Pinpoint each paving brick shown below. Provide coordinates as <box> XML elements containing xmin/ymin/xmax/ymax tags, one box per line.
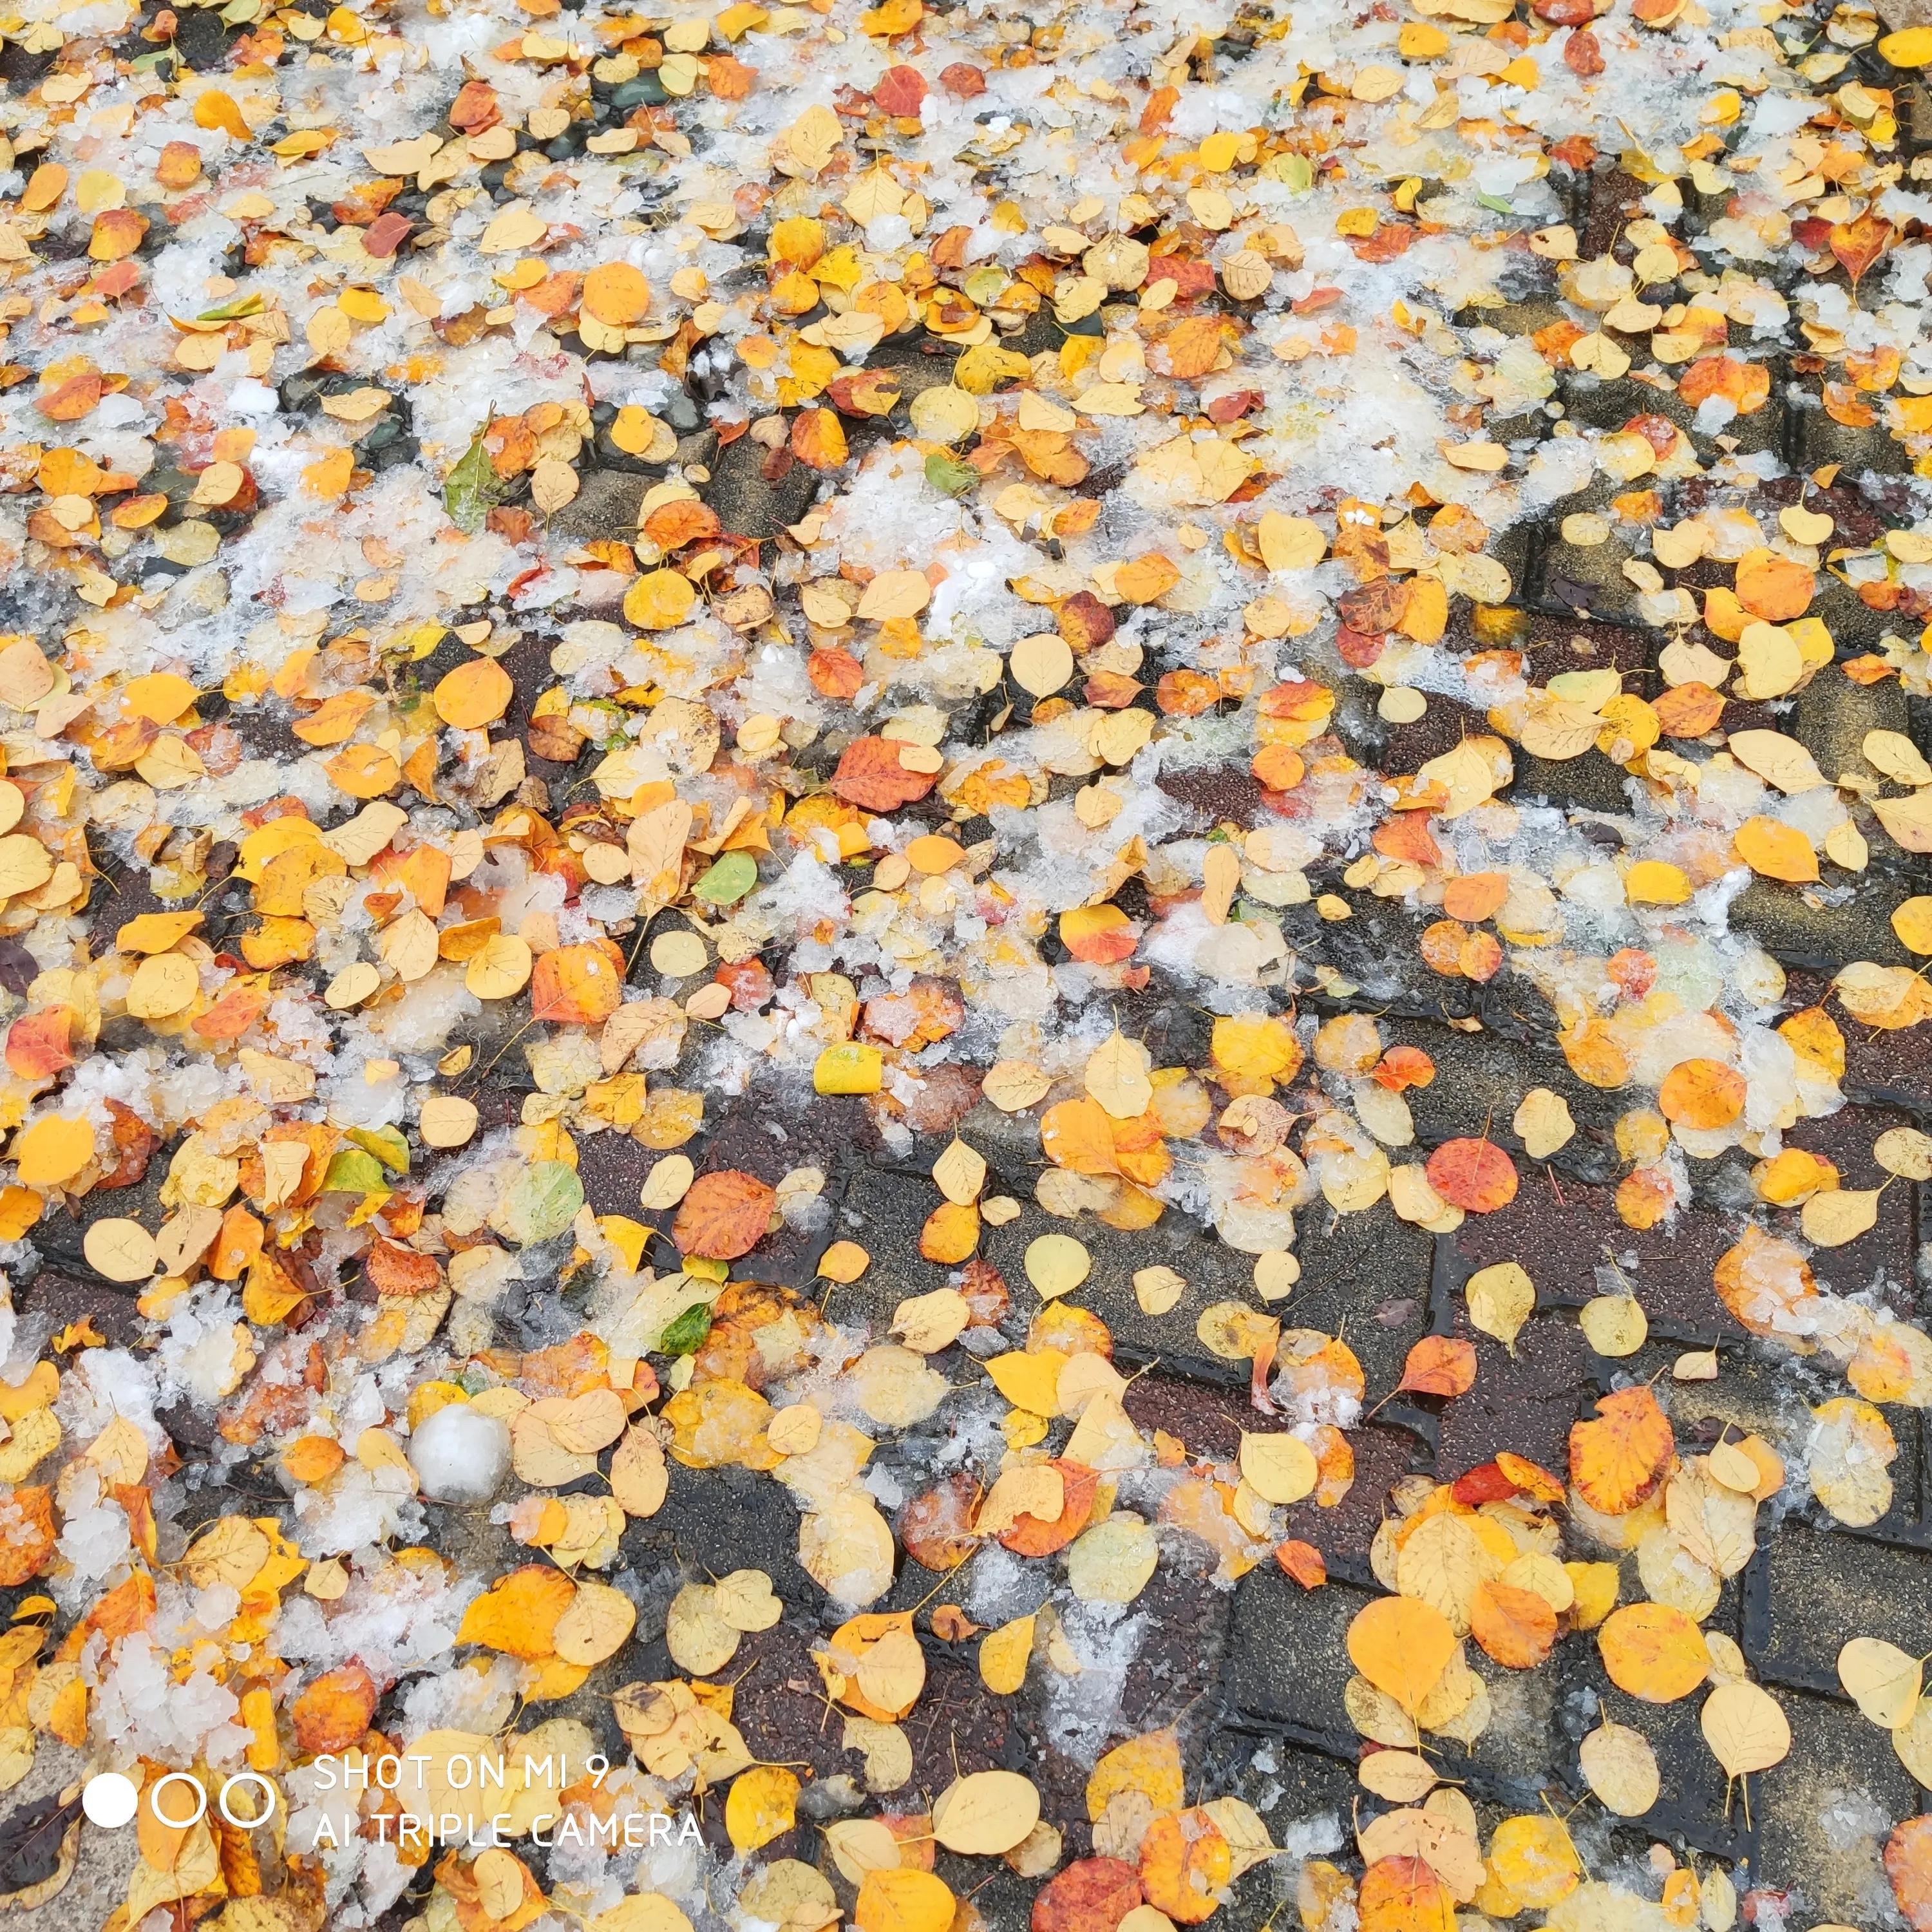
<box><xmin>1428</xmin><ymin>1308</ymin><xmax>1595</xmax><ymax>1479</ymax></box>
<box><xmin>1775</xmin><ymin>1105</ymin><xmax>1921</xmax><ymax>1318</ymax></box>
<box><xmin>1743</xmin><ymin>1522</ymin><xmax>1932</xmax><ymax>1695</ymax></box>
<box><xmin>1273</xmin><ymin>1425</ymin><xmax>1425</xmax><ymax>1577</ymax></box>
<box><xmin>1448</xmin><ymin>1185</ymin><xmax>1749</xmax><ymax>1343</ymax></box>
<box><xmin>1226</xmin><ymin>1567</ymin><xmax>1366</xmax><ymax>1747</ymax></box>
<box><xmin>1731</xmin><ymin>878</ymin><xmax>1919</xmax><ymax>980</ymax></box>
<box><xmin>1399</xmin><ymin>1021</ymin><xmax>1625</xmax><ymax>1186</ymax></box>
<box><xmin>1788</xmin><ymin>966</ymin><xmax>1932</xmax><ymax>1115</ymax></box>
<box><xmin>1795</xmin><ymin>651</ymin><xmax>1916</xmax><ymax>781</ymax></box>
<box><xmin>1791</xmin><ymin>386</ymin><xmax>1914</xmax><ymax>477</ymax></box>
<box><xmin>1578</xmin><ymin>1674</ymin><xmax>1751</xmax><ymax>1861</ymax></box>
<box><xmin>1754</xmin><ymin>1689</ymin><xmax>1920</xmax><ymax>1925</ymax></box>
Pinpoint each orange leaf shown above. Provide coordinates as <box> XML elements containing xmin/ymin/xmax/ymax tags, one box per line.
<box><xmin>1677</xmin><ymin>355</ymin><xmax>1770</xmax><ymax>414</ymax></box>
<box><xmin>456</xmin><ymin>1565</ymin><xmax>577</xmax><ymax>1658</ymax></box>
<box><xmin>1059</xmin><ymin>904</ymin><xmax>1139</xmax><ymax>965</ymax></box>
<box><xmin>1372</xmin><ymin>1046</ymin><xmax>1435</xmax><ymax>1092</ymax></box>
<box><xmin>194</xmin><ymin>90</ymin><xmax>252</xmax><ymax>141</ymax></box>
<box><xmin>89</xmin><ymin>210</ymin><xmax>148</xmax><ymax>263</ymax></box>
<box><xmin>1653</xmin><ymin>681</ymin><xmax>1725</xmax><ymax>737</ymax></box>
<box><xmin>1358</xmin><ymin>1855</ymin><xmax>1456</xmax><ymax>1932</ymax></box>
<box><xmin>1346</xmin><ymin>1596</ymin><xmax>1456</xmax><ymax>1714</ymax></box>
<box><xmin>642</xmin><ymin>498</ymin><xmax>723</xmax><ymax>550</ymax></box>
<box><xmin>366</xmin><ymin>1240</ymin><xmax>443</xmax><ymax>1296</ymax></box>
<box><xmin>433</xmin><ymin>659</ymin><xmax>514</xmax><ymax>730</ymax></box>
<box><xmin>1468</xmin><ymin>1578</ymin><xmax>1557</xmax><ymax>1669</ymax></box>
<box><xmin>582</xmin><ymin>261</ymin><xmax>652</xmax><ymax>327</ymax></box>
<box><xmin>1396</xmin><ymin>1336</ymin><xmax>1476</xmax><ymax>1399</ymax></box>
<box><xmin>1138</xmin><ymin>1808</ymin><xmax>1233</xmax><ymax>1925</ymax></box>
<box><xmin>1251</xmin><ymin>744</ymin><xmax>1305</xmax><ymax>791</ymax></box>
<box><xmin>1656</xmin><ymin>1057</ymin><xmax>1745</xmax><ymax>1129</ymax></box>
<box><xmin>5</xmin><ymin>1010</ymin><xmax>71</xmax><ymax>1080</ymax></box>
<box><xmin>998</xmin><ymin>1459</ymin><xmax>1098</xmax><ymax>1558</ymax></box>
<box><xmin>791</xmin><ymin>407</ymin><xmax>849</xmax><ymax>470</ymax></box>
<box><xmin>530</xmin><ymin>943</ymin><xmax>623</xmax><ymax>1026</ymax></box>
<box><xmin>1423</xmin><ymin>1138</ymin><xmax>1517</xmax><ymax>1213</ymax></box>
<box><xmin>193</xmin><ymin>983</ymin><xmax>266</xmax><ymax>1042</ymax></box>
<box><xmin>1831</xmin><ymin>211</ymin><xmax>1894</xmax><ymax>285</ymax></box>
<box><xmin>1441</xmin><ymin>872</ymin><xmax>1508</xmax><ymax>922</ymax></box>
<box><xmin>1569</xmin><ymin>1385</ymin><xmax>1674</xmax><ymax>1515</ymax></box>
<box><xmin>1275</xmin><ymin>1539</ymin><xmax>1327</xmax><ymax>1589</ymax></box>
<box><xmin>1040</xmin><ymin>1098</ymin><xmax>1123</xmax><ymax>1178</ymax></box>
<box><xmin>1596</xmin><ymin>1601</ymin><xmax>1709</xmax><ymax>1702</ymax></box>
<box><xmin>1734</xmin><ymin>548</ymin><xmax>1815</xmax><ymax>622</ymax></box>
<box><xmin>672</xmin><ymin>1169</ymin><xmax>777</xmax><ymax>1260</ymax></box>
<box><xmin>1888</xmin><ymin>1816</ymin><xmax>1932</xmax><ymax>1932</ymax></box>
<box><xmin>1494</xmin><ymin>1451</ymin><xmax>1566</xmax><ymax>1503</ymax></box>
<box><xmin>1157</xmin><ymin>315</ymin><xmax>1231</xmax><ymax>381</ymax></box>
<box><xmin>0</xmin><ymin>1487</ymin><xmax>53</xmax><ymax>1586</ymax></box>
<box><xmin>291</xmin><ymin>1662</ymin><xmax>377</xmax><ymax>1754</ymax></box>
<box><xmin>919</xmin><ymin>1200</ymin><xmax>981</xmax><ymax>1264</ymax></box>
<box><xmin>808</xmin><ymin>646</ymin><xmax>864</xmax><ymax>699</ymax></box>
<box><xmin>1714</xmin><ymin>1225</ymin><xmax>1823</xmax><ymax>1340</ymax></box>
<box><xmin>1732</xmin><ymin>815</ymin><xmax>1817</xmax><ymax>883</ymax></box>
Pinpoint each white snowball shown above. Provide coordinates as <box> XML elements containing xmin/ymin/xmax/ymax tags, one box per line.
<box><xmin>410</xmin><ymin>1403</ymin><xmax>511</xmax><ymax>1504</ymax></box>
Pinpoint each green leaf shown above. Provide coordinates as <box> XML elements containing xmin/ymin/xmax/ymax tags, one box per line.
<box><xmin>925</xmin><ymin>451</ymin><xmax>977</xmax><ymax>498</ymax></box>
<box><xmin>692</xmin><ymin>850</ymin><xmax>758</xmax><ymax>906</ymax></box>
<box><xmin>658</xmin><ymin>1302</ymin><xmax>713</xmax><ymax>1357</ymax></box>
<box><xmin>443</xmin><ymin>426</ymin><xmax>506</xmax><ymax>535</ymax></box>
<box><xmin>194</xmin><ymin>292</ymin><xmax>264</xmax><ymax>324</ymax></box>
<box><xmin>321</xmin><ymin>1149</ymin><xmax>388</xmax><ymax>1194</ymax></box>
<box><xmin>490</xmin><ymin>1161</ymin><xmax>585</xmax><ymax>1246</ymax></box>
<box><xmin>348</xmin><ymin>1124</ymin><xmax>411</xmax><ymax>1175</ymax></box>
<box><xmin>1477</xmin><ymin>193</ymin><xmax>1514</xmax><ymax>215</ymax></box>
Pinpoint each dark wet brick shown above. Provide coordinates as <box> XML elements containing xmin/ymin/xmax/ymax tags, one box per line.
<box><xmin>1226</xmin><ymin>1567</ymin><xmax>1365</xmax><ymax>1745</ymax></box>
<box><xmin>1794</xmin><ymin>656</ymin><xmax>1914</xmax><ymax>781</ymax></box>
<box><xmin>1449</xmin><ymin>1184</ymin><xmax>1748</xmax><ymax>1343</ymax></box>
<box><xmin>1745</xmin><ymin>1523</ymin><xmax>1932</xmax><ymax>1696</ymax></box>
<box><xmin>1754</xmin><ymin>1690</ymin><xmax>1919</xmax><ymax>1920</ymax></box>
<box><xmin>1728</xmin><ymin>878</ymin><xmax>1917</xmax><ymax>976</ymax></box>
<box><xmin>1792</xmin><ymin>389</ymin><xmax>1913</xmax><ymax>477</ymax></box>
<box><xmin>623</xmin><ymin>1458</ymin><xmax>824</xmax><ymax>1610</ymax></box>
<box><xmin>1430</xmin><ymin>1310</ymin><xmax>1595</xmax><ymax>1479</ymax></box>
<box><xmin>1276</xmin><ymin>1425</ymin><xmax>1423</xmax><ymax>1578</ymax></box>
<box><xmin>1776</xmin><ymin>1105</ymin><xmax>1920</xmax><ymax>1315</ymax></box>
<box><xmin>1785</xmin><ymin>966</ymin><xmax>1932</xmax><ymax>1115</ymax></box>
<box><xmin>1397</xmin><ymin>1021</ymin><xmax>1624</xmax><ymax>1184</ymax></box>
<box><xmin>1585</xmin><ymin>1676</ymin><xmax>1751</xmax><ymax>1861</ymax></box>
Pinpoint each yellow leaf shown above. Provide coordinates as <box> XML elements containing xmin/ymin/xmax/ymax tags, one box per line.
<box><xmin>725</xmin><ymin>1765</ymin><xmax>800</xmax><ymax>1853</ymax></box>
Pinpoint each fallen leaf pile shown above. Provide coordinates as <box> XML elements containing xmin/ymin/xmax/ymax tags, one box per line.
<box><xmin>1</xmin><ymin>0</ymin><xmax>1931</xmax><ymax>1922</ymax></box>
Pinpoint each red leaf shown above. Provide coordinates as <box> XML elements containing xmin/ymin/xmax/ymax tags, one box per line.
<box><xmin>832</xmin><ymin>736</ymin><xmax>940</xmax><ymax>812</ymax></box>
<box><xmin>1450</xmin><ymin>1461</ymin><xmax>1519</xmax><ymax>1506</ymax></box>
<box><xmin>1424</xmin><ymin>1137</ymin><xmax>1519</xmax><ymax>1213</ymax></box>
<box><xmin>1031</xmin><ymin>1857</ymin><xmax>1143</xmax><ymax>1932</ymax></box>
<box><xmin>874</xmin><ymin>64</ymin><xmax>928</xmax><ymax>116</ymax></box>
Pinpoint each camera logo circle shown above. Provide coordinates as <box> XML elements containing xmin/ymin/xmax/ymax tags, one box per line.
<box><xmin>82</xmin><ymin>1771</ymin><xmax>279</xmax><ymax>1830</ymax></box>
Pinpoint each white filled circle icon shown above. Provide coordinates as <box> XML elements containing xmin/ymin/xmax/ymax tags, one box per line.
<box><xmin>82</xmin><ymin>1772</ymin><xmax>138</xmax><ymax>1829</ymax></box>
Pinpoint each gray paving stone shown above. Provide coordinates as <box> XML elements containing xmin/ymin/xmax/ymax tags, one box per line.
<box><xmin>1754</xmin><ymin>1690</ymin><xmax>1920</xmax><ymax>1926</ymax></box>
<box><xmin>1744</xmin><ymin>1523</ymin><xmax>1932</xmax><ymax>1696</ymax></box>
